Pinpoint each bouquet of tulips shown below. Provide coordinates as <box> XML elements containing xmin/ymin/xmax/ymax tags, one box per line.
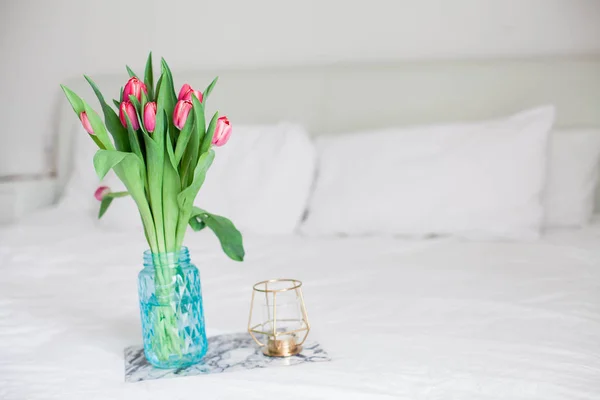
<box><xmin>60</xmin><ymin>53</ymin><xmax>243</xmax><ymax>262</ymax></box>
<box><xmin>61</xmin><ymin>53</ymin><xmax>244</xmax><ymax>364</ymax></box>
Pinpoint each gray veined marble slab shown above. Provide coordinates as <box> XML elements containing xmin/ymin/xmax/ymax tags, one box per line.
<box><xmin>124</xmin><ymin>332</ymin><xmax>331</xmax><ymax>382</ymax></box>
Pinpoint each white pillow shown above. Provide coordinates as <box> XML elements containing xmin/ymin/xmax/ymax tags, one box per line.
<box><xmin>544</xmin><ymin>129</ymin><xmax>600</xmax><ymax>227</ymax></box>
<box><xmin>61</xmin><ymin>122</ymin><xmax>316</xmax><ymax>235</ymax></box>
<box><xmin>301</xmin><ymin>106</ymin><xmax>556</xmax><ymax>240</ymax></box>
<box><xmin>199</xmin><ymin>123</ymin><xmax>316</xmax><ymax>234</ymax></box>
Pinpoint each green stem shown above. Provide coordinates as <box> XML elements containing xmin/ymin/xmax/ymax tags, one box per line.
<box><xmin>143</xmin><ymin>134</ymin><xmax>166</xmax><ymax>254</ymax></box>
<box><xmin>113</xmin><ymin>165</ymin><xmax>158</xmax><ymax>253</ymax></box>
<box><xmin>152</xmin><ymin>256</ymin><xmax>184</xmax><ymax>361</ymax></box>
<box><xmin>162</xmin><ymin>157</ymin><xmax>180</xmax><ymax>252</ymax></box>
<box><xmin>175</xmin><ymin>209</ymin><xmax>189</xmax><ymax>251</ymax></box>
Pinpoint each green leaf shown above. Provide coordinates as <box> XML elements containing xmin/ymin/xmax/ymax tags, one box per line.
<box><xmin>192</xmin><ymin>94</ymin><xmax>206</xmax><ymax>146</ymax></box>
<box><xmin>159</xmin><ymin>58</ymin><xmax>177</xmax><ymax>118</ymax></box>
<box><xmin>177</xmin><ymin>150</ymin><xmax>215</xmax><ymax>209</ymax></box>
<box><xmin>163</xmin><ymin>154</ymin><xmax>181</xmax><ymax>252</ymax></box>
<box><xmin>203</xmin><ymin>76</ymin><xmax>218</xmax><ymax>103</ymax></box>
<box><xmin>155</xmin><ymin>75</ymin><xmax>163</xmax><ymax>99</ymax></box>
<box><xmin>144</xmin><ymin>110</ymin><xmax>166</xmax><ymax>252</ymax></box>
<box><xmin>158</xmin><ymin>109</ymin><xmax>178</xmax><ymax>172</ymax></box>
<box><xmin>128</xmin><ymin>94</ymin><xmax>150</xmax><ymax>146</ymax></box>
<box><xmin>188</xmin><ymin>216</ymin><xmax>206</xmax><ymax>232</ymax></box>
<box><xmin>129</xmin><ymin>94</ymin><xmax>141</xmax><ymax>112</ymax></box>
<box><xmin>192</xmin><ymin>207</ymin><xmax>244</xmax><ymax>261</ymax></box>
<box><xmin>144</xmin><ymin>52</ymin><xmax>154</xmax><ymax>100</ymax></box>
<box><xmin>89</xmin><ymin>135</ymin><xmax>106</xmax><ymax>149</ymax></box>
<box><xmin>175</xmin><ymin>150</ymin><xmax>215</xmax><ymax>248</ymax></box>
<box><xmin>180</xmin><ymin>96</ymin><xmax>206</xmax><ymax>186</ymax></box>
<box><xmin>93</xmin><ymin>150</ymin><xmax>133</xmax><ymax>180</ymax></box>
<box><xmin>155</xmin><ymin>60</ymin><xmax>176</xmax><ymax>149</ymax></box>
<box><xmin>126</xmin><ymin>65</ymin><xmax>138</xmax><ymax>78</ymax></box>
<box><xmin>60</xmin><ymin>86</ymin><xmax>105</xmax><ymax>149</ymax></box>
<box><xmin>166</xmin><ymin>125</ymin><xmax>178</xmax><ymax>172</ymax></box>
<box><xmin>94</xmin><ymin>149</ymin><xmax>158</xmax><ymax>252</ymax></box>
<box><xmin>124</xmin><ymin>110</ymin><xmax>144</xmax><ymax>164</ymax></box>
<box><xmin>180</xmin><ymin>153</ymin><xmax>194</xmax><ymax>188</ymax></box>
<box><xmin>200</xmin><ymin>111</ymin><xmax>219</xmax><ymax>155</ymax></box>
<box><xmin>128</xmin><ymin>95</ymin><xmax>144</xmax><ymax>124</ymax></box>
<box><xmin>98</xmin><ymin>196</ymin><xmax>114</xmax><ymax>219</ymax></box>
<box><xmin>98</xmin><ymin>191</ymin><xmax>130</xmax><ymax>219</ymax></box>
<box><xmin>84</xmin><ymin>75</ymin><xmax>130</xmax><ymax>152</ymax></box>
<box><xmin>113</xmin><ymin>99</ymin><xmax>121</xmax><ymax>109</ymax></box>
<box><xmin>154</xmin><ymin>92</ymin><xmax>166</xmax><ymax>142</ymax></box>
<box><xmin>59</xmin><ymin>84</ymin><xmax>107</xmax><ymax>150</ymax></box>
<box><xmin>140</xmin><ymin>90</ymin><xmax>148</xmax><ymax>121</ymax></box>
<box><xmin>60</xmin><ymin>84</ymin><xmax>85</xmax><ymax>114</ymax></box>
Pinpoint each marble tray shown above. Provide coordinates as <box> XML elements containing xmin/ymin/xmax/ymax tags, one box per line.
<box><xmin>124</xmin><ymin>332</ymin><xmax>331</xmax><ymax>382</ymax></box>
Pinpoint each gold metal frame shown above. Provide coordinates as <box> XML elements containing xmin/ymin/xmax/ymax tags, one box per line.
<box><xmin>248</xmin><ymin>279</ymin><xmax>311</xmax><ymax>357</ymax></box>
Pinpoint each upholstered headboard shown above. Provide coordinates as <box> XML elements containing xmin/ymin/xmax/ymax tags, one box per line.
<box><xmin>55</xmin><ymin>55</ymin><xmax>600</xmax><ymax>198</ymax></box>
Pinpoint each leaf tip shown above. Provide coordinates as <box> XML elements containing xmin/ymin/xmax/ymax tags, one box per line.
<box><xmin>59</xmin><ymin>84</ymin><xmax>73</xmax><ymax>95</ymax></box>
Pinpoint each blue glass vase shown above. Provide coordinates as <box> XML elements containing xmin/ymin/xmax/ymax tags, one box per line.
<box><xmin>137</xmin><ymin>247</ymin><xmax>208</xmax><ymax>369</ymax></box>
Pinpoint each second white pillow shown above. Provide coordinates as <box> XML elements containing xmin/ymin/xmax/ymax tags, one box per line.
<box><xmin>544</xmin><ymin>129</ymin><xmax>600</xmax><ymax>228</ymax></box>
<box><xmin>301</xmin><ymin>106</ymin><xmax>556</xmax><ymax>240</ymax></box>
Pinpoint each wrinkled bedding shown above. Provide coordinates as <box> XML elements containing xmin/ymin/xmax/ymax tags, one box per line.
<box><xmin>1</xmin><ymin>209</ymin><xmax>600</xmax><ymax>399</ymax></box>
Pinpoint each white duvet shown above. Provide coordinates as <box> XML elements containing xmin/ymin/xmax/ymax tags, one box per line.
<box><xmin>1</xmin><ymin>209</ymin><xmax>600</xmax><ymax>400</ymax></box>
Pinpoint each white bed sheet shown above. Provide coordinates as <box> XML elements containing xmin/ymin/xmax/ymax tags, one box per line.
<box><xmin>1</xmin><ymin>209</ymin><xmax>600</xmax><ymax>400</ymax></box>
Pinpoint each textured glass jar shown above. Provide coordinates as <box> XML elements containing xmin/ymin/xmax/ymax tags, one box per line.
<box><xmin>138</xmin><ymin>247</ymin><xmax>208</xmax><ymax>368</ymax></box>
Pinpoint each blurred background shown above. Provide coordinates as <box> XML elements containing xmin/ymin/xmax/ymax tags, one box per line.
<box><xmin>1</xmin><ymin>0</ymin><xmax>600</xmax><ymax>179</ymax></box>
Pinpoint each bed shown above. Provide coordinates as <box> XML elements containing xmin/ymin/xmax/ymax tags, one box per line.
<box><xmin>2</xmin><ymin>56</ymin><xmax>600</xmax><ymax>399</ymax></box>
<box><xmin>2</xmin><ymin>213</ymin><xmax>600</xmax><ymax>399</ymax></box>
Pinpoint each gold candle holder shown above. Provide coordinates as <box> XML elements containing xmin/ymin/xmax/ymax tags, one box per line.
<box><xmin>248</xmin><ymin>279</ymin><xmax>310</xmax><ymax>357</ymax></box>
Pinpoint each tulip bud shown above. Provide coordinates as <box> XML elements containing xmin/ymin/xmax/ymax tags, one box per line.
<box><xmin>80</xmin><ymin>111</ymin><xmax>94</xmax><ymax>135</ymax></box>
<box><xmin>178</xmin><ymin>83</ymin><xmax>203</xmax><ymax>103</ymax></box>
<box><xmin>212</xmin><ymin>116</ymin><xmax>232</xmax><ymax>147</ymax></box>
<box><xmin>94</xmin><ymin>186</ymin><xmax>111</xmax><ymax>201</ymax></box>
<box><xmin>178</xmin><ymin>83</ymin><xmax>192</xmax><ymax>100</ymax></box>
<box><xmin>143</xmin><ymin>102</ymin><xmax>157</xmax><ymax>133</ymax></box>
<box><xmin>173</xmin><ymin>100</ymin><xmax>193</xmax><ymax>130</ymax></box>
<box><xmin>123</xmin><ymin>77</ymin><xmax>147</xmax><ymax>102</ymax></box>
<box><xmin>119</xmin><ymin>101</ymin><xmax>140</xmax><ymax>130</ymax></box>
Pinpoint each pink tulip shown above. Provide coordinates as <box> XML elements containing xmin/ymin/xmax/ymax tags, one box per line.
<box><xmin>177</xmin><ymin>83</ymin><xmax>192</xmax><ymax>100</ymax></box>
<box><xmin>119</xmin><ymin>101</ymin><xmax>140</xmax><ymax>130</ymax></box>
<box><xmin>94</xmin><ymin>186</ymin><xmax>110</xmax><ymax>201</ymax></box>
<box><xmin>123</xmin><ymin>77</ymin><xmax>147</xmax><ymax>102</ymax></box>
<box><xmin>212</xmin><ymin>116</ymin><xmax>232</xmax><ymax>147</ymax></box>
<box><xmin>80</xmin><ymin>111</ymin><xmax>94</xmax><ymax>135</ymax></box>
<box><xmin>173</xmin><ymin>100</ymin><xmax>193</xmax><ymax>129</ymax></box>
<box><xmin>177</xmin><ymin>83</ymin><xmax>203</xmax><ymax>103</ymax></box>
<box><xmin>143</xmin><ymin>102</ymin><xmax>157</xmax><ymax>132</ymax></box>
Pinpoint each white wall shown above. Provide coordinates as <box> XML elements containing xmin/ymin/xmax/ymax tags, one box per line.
<box><xmin>1</xmin><ymin>0</ymin><xmax>600</xmax><ymax>176</ymax></box>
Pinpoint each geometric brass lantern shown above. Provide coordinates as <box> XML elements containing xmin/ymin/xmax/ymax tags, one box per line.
<box><xmin>248</xmin><ymin>279</ymin><xmax>310</xmax><ymax>357</ymax></box>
